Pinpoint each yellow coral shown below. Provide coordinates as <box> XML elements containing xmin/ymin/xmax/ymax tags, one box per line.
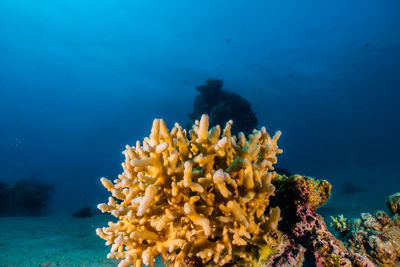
<box><xmin>96</xmin><ymin>114</ymin><xmax>283</xmax><ymax>267</ymax></box>
<box><xmin>330</xmin><ymin>214</ymin><xmax>349</xmax><ymax>234</ymax></box>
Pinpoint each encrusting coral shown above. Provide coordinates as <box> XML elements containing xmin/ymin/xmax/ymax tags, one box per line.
<box><xmin>96</xmin><ymin>114</ymin><xmax>283</xmax><ymax>267</ymax></box>
<box><xmin>331</xmin><ymin>193</ymin><xmax>400</xmax><ymax>266</ymax></box>
<box><xmin>272</xmin><ymin>175</ymin><xmax>374</xmax><ymax>267</ymax></box>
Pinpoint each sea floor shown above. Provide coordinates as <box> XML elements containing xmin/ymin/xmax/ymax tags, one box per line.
<box><xmin>0</xmin><ymin>214</ymin><xmax>120</xmax><ymax>267</ymax></box>
<box><xmin>0</xmin><ymin>166</ymin><xmax>394</xmax><ymax>267</ymax></box>
<box><xmin>0</xmin><ymin>198</ymin><xmax>371</xmax><ymax>267</ymax></box>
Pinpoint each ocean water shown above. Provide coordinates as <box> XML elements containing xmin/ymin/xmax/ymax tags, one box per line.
<box><xmin>0</xmin><ymin>0</ymin><xmax>399</xmax><ymax>266</ymax></box>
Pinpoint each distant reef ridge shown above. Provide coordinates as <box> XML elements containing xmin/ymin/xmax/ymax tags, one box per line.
<box><xmin>0</xmin><ymin>176</ymin><xmax>54</xmax><ymax>216</ymax></box>
<box><xmin>188</xmin><ymin>79</ymin><xmax>258</xmax><ymax>135</ymax></box>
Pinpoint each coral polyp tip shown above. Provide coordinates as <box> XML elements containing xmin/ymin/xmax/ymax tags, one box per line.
<box><xmin>96</xmin><ymin>114</ymin><xmax>283</xmax><ymax>266</ymax></box>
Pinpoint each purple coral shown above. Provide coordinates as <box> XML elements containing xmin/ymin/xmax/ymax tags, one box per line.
<box><xmin>332</xmin><ymin>210</ymin><xmax>400</xmax><ymax>266</ymax></box>
<box><xmin>266</xmin><ymin>239</ymin><xmax>306</xmax><ymax>267</ymax></box>
<box><xmin>293</xmin><ymin>205</ymin><xmax>374</xmax><ymax>267</ymax></box>
<box><xmin>272</xmin><ymin>175</ymin><xmax>374</xmax><ymax>267</ymax></box>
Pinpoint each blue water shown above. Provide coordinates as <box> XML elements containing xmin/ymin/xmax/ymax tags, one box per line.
<box><xmin>0</xmin><ymin>0</ymin><xmax>399</xmax><ymax>214</ymax></box>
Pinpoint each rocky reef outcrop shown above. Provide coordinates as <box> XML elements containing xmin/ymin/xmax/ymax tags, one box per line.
<box><xmin>188</xmin><ymin>79</ymin><xmax>258</xmax><ymax>135</ymax></box>
<box><xmin>331</xmin><ymin>193</ymin><xmax>400</xmax><ymax>266</ymax></box>
<box><xmin>0</xmin><ymin>176</ymin><xmax>54</xmax><ymax>216</ymax></box>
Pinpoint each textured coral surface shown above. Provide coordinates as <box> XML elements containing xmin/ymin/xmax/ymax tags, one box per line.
<box><xmin>273</xmin><ymin>175</ymin><xmax>374</xmax><ymax>267</ymax></box>
<box><xmin>97</xmin><ymin>115</ymin><xmax>396</xmax><ymax>267</ymax></box>
<box><xmin>97</xmin><ymin>114</ymin><xmax>283</xmax><ymax>267</ymax></box>
<box><xmin>332</xmin><ymin>194</ymin><xmax>400</xmax><ymax>266</ymax></box>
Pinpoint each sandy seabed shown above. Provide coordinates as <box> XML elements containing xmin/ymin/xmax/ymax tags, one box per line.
<box><xmin>0</xmin><ymin>214</ymin><xmax>167</xmax><ymax>267</ymax></box>
<box><xmin>0</xmin><ymin>203</ymin><xmax>359</xmax><ymax>267</ymax></box>
<box><xmin>0</xmin><ymin>214</ymin><xmax>118</xmax><ymax>266</ymax></box>
<box><xmin>1</xmin><ymin>166</ymin><xmax>393</xmax><ymax>267</ymax></box>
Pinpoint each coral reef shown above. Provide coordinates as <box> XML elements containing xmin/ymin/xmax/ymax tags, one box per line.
<box><xmin>97</xmin><ymin>114</ymin><xmax>390</xmax><ymax>267</ymax></box>
<box><xmin>97</xmin><ymin>114</ymin><xmax>284</xmax><ymax>267</ymax></box>
<box><xmin>331</xmin><ymin>193</ymin><xmax>400</xmax><ymax>266</ymax></box>
<box><xmin>188</xmin><ymin>79</ymin><xmax>258</xmax><ymax>135</ymax></box>
<box><xmin>272</xmin><ymin>175</ymin><xmax>374</xmax><ymax>267</ymax></box>
<box><xmin>387</xmin><ymin>192</ymin><xmax>400</xmax><ymax>216</ymax></box>
<box><xmin>0</xmin><ymin>176</ymin><xmax>54</xmax><ymax>216</ymax></box>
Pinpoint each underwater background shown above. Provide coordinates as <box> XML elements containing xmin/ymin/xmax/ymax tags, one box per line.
<box><xmin>0</xmin><ymin>0</ymin><xmax>400</xmax><ymax>266</ymax></box>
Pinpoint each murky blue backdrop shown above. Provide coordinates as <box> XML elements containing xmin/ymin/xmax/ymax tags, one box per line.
<box><xmin>1</xmin><ymin>0</ymin><xmax>399</xmax><ymax>212</ymax></box>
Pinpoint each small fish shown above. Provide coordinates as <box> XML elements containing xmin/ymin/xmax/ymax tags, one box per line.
<box><xmin>10</xmin><ymin>136</ymin><xmax>22</xmax><ymax>147</ymax></box>
<box><xmin>341</xmin><ymin>182</ymin><xmax>367</xmax><ymax>195</ymax></box>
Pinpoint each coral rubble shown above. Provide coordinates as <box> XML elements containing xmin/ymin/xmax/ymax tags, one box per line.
<box><xmin>331</xmin><ymin>194</ymin><xmax>400</xmax><ymax>266</ymax></box>
<box><xmin>97</xmin><ymin>114</ymin><xmax>284</xmax><ymax>267</ymax></box>
<box><xmin>188</xmin><ymin>79</ymin><xmax>258</xmax><ymax>135</ymax></box>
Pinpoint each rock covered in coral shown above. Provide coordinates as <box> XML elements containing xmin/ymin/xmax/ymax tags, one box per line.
<box><xmin>264</xmin><ymin>237</ymin><xmax>306</xmax><ymax>267</ymax></box>
<box><xmin>387</xmin><ymin>192</ymin><xmax>400</xmax><ymax>216</ymax></box>
<box><xmin>332</xmin><ymin>195</ymin><xmax>400</xmax><ymax>266</ymax></box>
<box><xmin>188</xmin><ymin>79</ymin><xmax>258</xmax><ymax>135</ymax></box>
<box><xmin>387</xmin><ymin>193</ymin><xmax>400</xmax><ymax>227</ymax></box>
<box><xmin>272</xmin><ymin>174</ymin><xmax>331</xmax><ymax>212</ymax></box>
<box><xmin>96</xmin><ymin>114</ymin><xmax>284</xmax><ymax>267</ymax></box>
<box><xmin>273</xmin><ymin>175</ymin><xmax>374</xmax><ymax>267</ymax></box>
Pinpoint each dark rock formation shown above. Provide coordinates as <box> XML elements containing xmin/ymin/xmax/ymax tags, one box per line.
<box><xmin>341</xmin><ymin>182</ymin><xmax>367</xmax><ymax>195</ymax></box>
<box><xmin>272</xmin><ymin>175</ymin><xmax>374</xmax><ymax>267</ymax></box>
<box><xmin>72</xmin><ymin>206</ymin><xmax>94</xmax><ymax>218</ymax></box>
<box><xmin>188</xmin><ymin>79</ymin><xmax>258</xmax><ymax>135</ymax></box>
<box><xmin>0</xmin><ymin>182</ymin><xmax>10</xmax><ymax>214</ymax></box>
<box><xmin>0</xmin><ymin>176</ymin><xmax>54</xmax><ymax>216</ymax></box>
